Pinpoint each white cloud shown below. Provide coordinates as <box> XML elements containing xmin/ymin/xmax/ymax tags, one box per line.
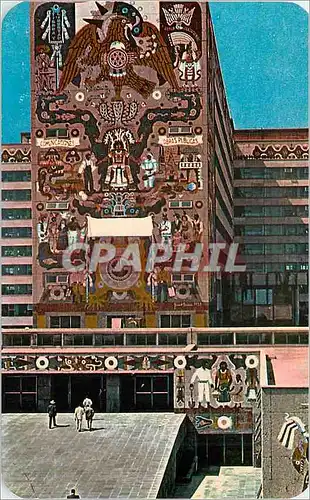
<box><xmin>292</xmin><ymin>1</ymin><xmax>309</xmax><ymax>12</ymax></box>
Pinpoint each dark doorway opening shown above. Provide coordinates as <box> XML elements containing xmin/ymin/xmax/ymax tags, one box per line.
<box><xmin>198</xmin><ymin>433</ymin><xmax>253</xmax><ymax>467</ymax></box>
<box><xmin>71</xmin><ymin>375</ymin><xmax>104</xmax><ymax>412</ymax></box>
<box><xmin>51</xmin><ymin>375</ymin><xmax>105</xmax><ymax>412</ymax></box>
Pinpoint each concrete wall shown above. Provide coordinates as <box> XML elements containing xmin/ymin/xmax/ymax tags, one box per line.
<box><xmin>261</xmin><ymin>387</ymin><xmax>308</xmax><ymax>498</ymax></box>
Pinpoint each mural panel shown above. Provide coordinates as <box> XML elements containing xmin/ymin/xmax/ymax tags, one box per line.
<box><xmin>32</xmin><ymin>1</ymin><xmax>207</xmax><ymax>314</ymax></box>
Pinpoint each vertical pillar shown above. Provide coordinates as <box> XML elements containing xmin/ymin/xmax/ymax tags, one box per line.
<box><xmin>106</xmin><ymin>375</ymin><xmax>120</xmax><ymax>412</ymax></box>
<box><xmin>68</xmin><ymin>376</ymin><xmax>72</xmax><ymax>410</ymax></box>
<box><xmin>37</xmin><ymin>375</ymin><xmax>51</xmax><ymax>412</ymax></box>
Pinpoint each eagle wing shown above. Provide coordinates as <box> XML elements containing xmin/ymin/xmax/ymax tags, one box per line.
<box><xmin>59</xmin><ymin>24</ymin><xmax>102</xmax><ymax>91</ymax></box>
<box><xmin>135</xmin><ymin>22</ymin><xmax>179</xmax><ymax>89</ymax></box>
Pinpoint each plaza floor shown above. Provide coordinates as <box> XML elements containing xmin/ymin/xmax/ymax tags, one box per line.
<box><xmin>1</xmin><ymin>413</ymin><xmax>185</xmax><ymax>499</ymax></box>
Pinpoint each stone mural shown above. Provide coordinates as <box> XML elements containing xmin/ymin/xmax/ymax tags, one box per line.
<box><xmin>32</xmin><ymin>1</ymin><xmax>207</xmax><ymax>315</ymax></box>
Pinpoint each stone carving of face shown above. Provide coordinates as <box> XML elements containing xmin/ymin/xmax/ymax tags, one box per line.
<box><xmin>292</xmin><ymin>441</ymin><xmax>308</xmax><ymax>474</ymax></box>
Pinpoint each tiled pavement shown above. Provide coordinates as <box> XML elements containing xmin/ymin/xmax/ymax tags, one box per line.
<box><xmin>191</xmin><ymin>466</ymin><xmax>262</xmax><ymax>499</ymax></box>
<box><xmin>1</xmin><ymin>413</ymin><xmax>185</xmax><ymax>499</ymax></box>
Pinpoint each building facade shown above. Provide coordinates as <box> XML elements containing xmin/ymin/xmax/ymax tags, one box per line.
<box><xmin>1</xmin><ymin>133</ymin><xmax>34</xmax><ymax>330</ymax></box>
<box><xmin>232</xmin><ymin>129</ymin><xmax>309</xmax><ymax>327</ymax></box>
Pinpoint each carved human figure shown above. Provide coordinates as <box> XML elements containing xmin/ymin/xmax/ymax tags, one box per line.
<box><xmin>215</xmin><ymin>361</ymin><xmax>233</xmax><ymax>404</ymax></box>
<box><xmin>176</xmin><ymin>43</ymin><xmax>201</xmax><ymax>86</ymax></box>
<box><xmin>159</xmin><ymin>213</ymin><xmax>172</xmax><ymax>245</ymax></box>
<box><xmin>190</xmin><ymin>362</ymin><xmax>213</xmax><ymax>408</ymax></box>
<box><xmin>192</xmin><ymin>213</ymin><xmax>203</xmax><ymax>242</ymax></box>
<box><xmin>78</xmin><ymin>152</ymin><xmax>96</xmax><ymax>194</ymax></box>
<box><xmin>141</xmin><ymin>153</ymin><xmax>158</xmax><ymax>189</ymax></box>
<box><xmin>232</xmin><ymin>373</ymin><xmax>244</xmax><ymax>408</ymax></box>
<box><xmin>104</xmin><ymin>141</ymin><xmax>134</xmax><ymax>189</ymax></box>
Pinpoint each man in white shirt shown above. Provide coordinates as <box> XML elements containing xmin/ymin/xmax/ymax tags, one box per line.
<box><xmin>83</xmin><ymin>395</ymin><xmax>92</xmax><ymax>408</ymax></box>
<box><xmin>74</xmin><ymin>405</ymin><xmax>84</xmax><ymax>432</ymax></box>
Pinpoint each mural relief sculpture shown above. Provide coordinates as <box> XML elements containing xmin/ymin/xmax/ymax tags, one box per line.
<box><xmin>33</xmin><ymin>1</ymin><xmax>206</xmax><ymax>314</ymax></box>
<box><xmin>278</xmin><ymin>414</ymin><xmax>309</xmax><ymax>493</ymax></box>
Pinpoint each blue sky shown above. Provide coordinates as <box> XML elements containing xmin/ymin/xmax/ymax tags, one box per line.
<box><xmin>1</xmin><ymin>1</ymin><xmax>308</xmax><ymax>143</ymax></box>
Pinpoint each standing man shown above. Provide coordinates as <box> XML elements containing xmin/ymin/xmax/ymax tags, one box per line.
<box><xmin>74</xmin><ymin>404</ymin><xmax>84</xmax><ymax>432</ymax></box>
<box><xmin>190</xmin><ymin>361</ymin><xmax>213</xmax><ymax>409</ymax></box>
<box><xmin>67</xmin><ymin>488</ymin><xmax>80</xmax><ymax>499</ymax></box>
<box><xmin>78</xmin><ymin>152</ymin><xmax>96</xmax><ymax>194</ymax></box>
<box><xmin>83</xmin><ymin>395</ymin><xmax>93</xmax><ymax>409</ymax></box>
<box><xmin>47</xmin><ymin>400</ymin><xmax>57</xmax><ymax>429</ymax></box>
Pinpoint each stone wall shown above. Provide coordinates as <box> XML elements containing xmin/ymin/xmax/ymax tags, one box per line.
<box><xmin>261</xmin><ymin>387</ymin><xmax>308</xmax><ymax>498</ymax></box>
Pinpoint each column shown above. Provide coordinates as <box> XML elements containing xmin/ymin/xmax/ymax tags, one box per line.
<box><xmin>37</xmin><ymin>375</ymin><xmax>51</xmax><ymax>412</ymax></box>
<box><xmin>106</xmin><ymin>375</ymin><xmax>120</xmax><ymax>413</ymax></box>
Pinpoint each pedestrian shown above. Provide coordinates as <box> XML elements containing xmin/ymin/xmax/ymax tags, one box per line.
<box><xmin>85</xmin><ymin>406</ymin><xmax>95</xmax><ymax>431</ymax></box>
<box><xmin>47</xmin><ymin>399</ymin><xmax>57</xmax><ymax>429</ymax></box>
<box><xmin>83</xmin><ymin>395</ymin><xmax>92</xmax><ymax>409</ymax></box>
<box><xmin>74</xmin><ymin>404</ymin><xmax>84</xmax><ymax>432</ymax></box>
<box><xmin>67</xmin><ymin>488</ymin><xmax>80</xmax><ymax>499</ymax></box>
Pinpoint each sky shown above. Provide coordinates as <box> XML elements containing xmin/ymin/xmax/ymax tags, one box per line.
<box><xmin>1</xmin><ymin>1</ymin><xmax>308</xmax><ymax>143</ymax></box>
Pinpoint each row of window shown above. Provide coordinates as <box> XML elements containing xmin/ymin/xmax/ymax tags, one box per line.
<box><xmin>50</xmin><ymin>315</ymin><xmax>192</xmax><ymax>329</ymax></box>
<box><xmin>245</xmin><ymin>262</ymin><xmax>309</xmax><ymax>272</ymax></box>
<box><xmin>241</xmin><ymin>243</ymin><xmax>308</xmax><ymax>255</ymax></box>
<box><xmin>2</xmin><ymin>171</ymin><xmax>31</xmax><ymax>182</ymax></box>
<box><xmin>2</xmin><ymin>209</ymin><xmax>32</xmax><ymax>220</ymax></box>
<box><xmin>1</xmin><ymin>246</ymin><xmax>32</xmax><ymax>257</ymax></box>
<box><xmin>2</xmin><ymin>265</ymin><xmax>32</xmax><ymax>276</ymax></box>
<box><xmin>2</xmin><ymin>332</ymin><xmax>308</xmax><ymax>347</ymax></box>
<box><xmin>235</xmin><ymin>205</ymin><xmax>308</xmax><ymax>218</ymax></box>
<box><xmin>1</xmin><ymin>227</ymin><xmax>32</xmax><ymax>239</ymax></box>
<box><xmin>234</xmin><ymin>187</ymin><xmax>308</xmax><ymax>199</ymax></box>
<box><xmin>235</xmin><ymin>224</ymin><xmax>308</xmax><ymax>236</ymax></box>
<box><xmin>234</xmin><ymin>167</ymin><xmax>308</xmax><ymax>180</ymax></box>
<box><xmin>2</xmin><ymin>304</ymin><xmax>33</xmax><ymax>317</ymax></box>
<box><xmin>1</xmin><ymin>284</ymin><xmax>32</xmax><ymax>295</ymax></box>
<box><xmin>2</xmin><ymin>190</ymin><xmax>31</xmax><ymax>202</ymax></box>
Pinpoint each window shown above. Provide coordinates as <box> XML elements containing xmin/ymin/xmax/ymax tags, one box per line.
<box><xmin>264</xmin><ymin>226</ymin><xmax>283</xmax><ymax>236</ymax></box>
<box><xmin>264</xmin><ymin>206</ymin><xmax>283</xmax><ymax>217</ymax></box>
<box><xmin>244</xmin><ymin>225</ymin><xmax>264</xmax><ymax>236</ymax></box>
<box><xmin>3</xmin><ymin>376</ymin><xmax>37</xmax><ymax>412</ymax></box>
<box><xmin>265</xmin><ymin>244</ymin><xmax>284</xmax><ymax>255</ymax></box>
<box><xmin>37</xmin><ymin>335</ymin><xmax>62</xmax><ymax>346</ymax></box>
<box><xmin>2</xmin><ymin>265</ymin><xmax>32</xmax><ymax>275</ymax></box>
<box><xmin>2</xmin><ymin>284</ymin><xmax>32</xmax><ymax>295</ymax></box>
<box><xmin>2</xmin><ymin>190</ymin><xmax>31</xmax><ymax>201</ymax></box>
<box><xmin>234</xmin><ymin>187</ymin><xmax>264</xmax><ymax>198</ymax></box>
<box><xmin>49</xmin><ymin>316</ymin><xmax>81</xmax><ymax>328</ymax></box>
<box><xmin>2</xmin><ymin>304</ymin><xmax>33</xmax><ymax>316</ymax></box>
<box><xmin>135</xmin><ymin>375</ymin><xmax>170</xmax><ymax>411</ymax></box>
<box><xmin>242</xmin><ymin>290</ymin><xmax>255</xmax><ymax>305</ymax></box>
<box><xmin>2</xmin><ymin>209</ymin><xmax>32</xmax><ymax>220</ymax></box>
<box><xmin>168</xmin><ymin>200</ymin><xmax>193</xmax><ymax>209</ymax></box>
<box><xmin>94</xmin><ymin>334</ymin><xmax>124</xmax><ymax>346</ymax></box>
<box><xmin>2</xmin><ymin>335</ymin><xmax>32</xmax><ymax>346</ymax></box>
<box><xmin>63</xmin><ymin>335</ymin><xmax>93</xmax><ymax>346</ymax></box>
<box><xmin>285</xmin><ymin>243</ymin><xmax>308</xmax><ymax>254</ymax></box>
<box><xmin>2</xmin><ymin>170</ymin><xmax>31</xmax><ymax>182</ymax></box>
<box><xmin>1</xmin><ymin>246</ymin><xmax>32</xmax><ymax>257</ymax></box>
<box><xmin>106</xmin><ymin>316</ymin><xmax>142</xmax><ymax>328</ymax></box>
<box><xmin>46</xmin><ymin>128</ymin><xmax>69</xmax><ymax>138</ymax></box>
<box><xmin>126</xmin><ymin>334</ymin><xmax>157</xmax><ymax>346</ymax></box>
<box><xmin>1</xmin><ymin>227</ymin><xmax>32</xmax><ymax>238</ymax></box>
<box><xmin>197</xmin><ymin>333</ymin><xmax>233</xmax><ymax>345</ymax></box>
<box><xmin>255</xmin><ymin>289</ymin><xmax>273</xmax><ymax>305</ymax></box>
<box><xmin>158</xmin><ymin>334</ymin><xmax>187</xmax><ymax>345</ymax></box>
<box><xmin>243</xmin><ymin>244</ymin><xmax>264</xmax><ymax>255</ymax></box>
<box><xmin>160</xmin><ymin>314</ymin><xmax>191</xmax><ymax>328</ymax></box>
<box><xmin>236</xmin><ymin>333</ymin><xmax>272</xmax><ymax>345</ymax></box>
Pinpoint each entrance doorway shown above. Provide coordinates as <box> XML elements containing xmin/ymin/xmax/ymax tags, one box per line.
<box><xmin>198</xmin><ymin>434</ymin><xmax>253</xmax><ymax>466</ymax></box>
<box><xmin>51</xmin><ymin>375</ymin><xmax>105</xmax><ymax>412</ymax></box>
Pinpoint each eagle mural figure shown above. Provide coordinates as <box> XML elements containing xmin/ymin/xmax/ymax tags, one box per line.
<box><xmin>59</xmin><ymin>1</ymin><xmax>179</xmax><ymax>99</ymax></box>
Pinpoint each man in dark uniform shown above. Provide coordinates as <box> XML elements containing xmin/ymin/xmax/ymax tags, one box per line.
<box><xmin>47</xmin><ymin>399</ymin><xmax>57</xmax><ymax>429</ymax></box>
<box><xmin>67</xmin><ymin>488</ymin><xmax>80</xmax><ymax>499</ymax></box>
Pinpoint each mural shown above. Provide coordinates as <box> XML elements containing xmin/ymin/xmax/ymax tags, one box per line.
<box><xmin>32</xmin><ymin>1</ymin><xmax>206</xmax><ymax>312</ymax></box>
<box><xmin>278</xmin><ymin>414</ymin><xmax>309</xmax><ymax>493</ymax></box>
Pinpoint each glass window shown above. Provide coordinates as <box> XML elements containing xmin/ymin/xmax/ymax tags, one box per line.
<box><xmin>243</xmin><ymin>244</ymin><xmax>264</xmax><ymax>255</ymax></box>
<box><xmin>3</xmin><ymin>335</ymin><xmax>31</xmax><ymax>346</ymax></box>
<box><xmin>255</xmin><ymin>289</ymin><xmax>272</xmax><ymax>305</ymax></box>
<box><xmin>244</xmin><ymin>225</ymin><xmax>264</xmax><ymax>236</ymax></box>
<box><xmin>46</xmin><ymin>128</ymin><xmax>69</xmax><ymax>138</ymax></box>
<box><xmin>1</xmin><ymin>246</ymin><xmax>32</xmax><ymax>257</ymax></box>
<box><xmin>158</xmin><ymin>334</ymin><xmax>187</xmax><ymax>345</ymax></box>
<box><xmin>1</xmin><ymin>208</ymin><xmax>32</xmax><ymax>220</ymax></box>
<box><xmin>94</xmin><ymin>334</ymin><xmax>124</xmax><ymax>346</ymax></box>
<box><xmin>243</xmin><ymin>290</ymin><xmax>254</xmax><ymax>305</ymax></box>
<box><xmin>2</xmin><ymin>304</ymin><xmax>33</xmax><ymax>316</ymax></box>
<box><xmin>264</xmin><ymin>225</ymin><xmax>283</xmax><ymax>236</ymax></box>
<box><xmin>2</xmin><ymin>265</ymin><xmax>32</xmax><ymax>275</ymax></box>
<box><xmin>2</xmin><ymin>170</ymin><xmax>31</xmax><ymax>182</ymax></box>
<box><xmin>265</xmin><ymin>244</ymin><xmax>284</xmax><ymax>255</ymax></box>
<box><xmin>4</xmin><ymin>377</ymin><xmax>20</xmax><ymax>392</ymax></box>
<box><xmin>2</xmin><ymin>284</ymin><xmax>32</xmax><ymax>295</ymax></box>
<box><xmin>136</xmin><ymin>377</ymin><xmax>151</xmax><ymax>392</ymax></box>
<box><xmin>37</xmin><ymin>335</ymin><xmax>62</xmax><ymax>346</ymax></box>
<box><xmin>50</xmin><ymin>316</ymin><xmax>81</xmax><ymax>328</ymax></box>
<box><xmin>264</xmin><ymin>206</ymin><xmax>283</xmax><ymax>217</ymax></box>
<box><xmin>63</xmin><ymin>335</ymin><xmax>93</xmax><ymax>346</ymax></box>
<box><xmin>159</xmin><ymin>315</ymin><xmax>191</xmax><ymax>328</ymax></box>
<box><xmin>21</xmin><ymin>377</ymin><xmax>36</xmax><ymax>392</ymax></box>
<box><xmin>126</xmin><ymin>334</ymin><xmax>156</xmax><ymax>345</ymax></box>
<box><xmin>1</xmin><ymin>227</ymin><xmax>32</xmax><ymax>238</ymax></box>
<box><xmin>2</xmin><ymin>190</ymin><xmax>31</xmax><ymax>201</ymax></box>
<box><xmin>274</xmin><ymin>334</ymin><xmax>287</xmax><ymax>344</ymax></box>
